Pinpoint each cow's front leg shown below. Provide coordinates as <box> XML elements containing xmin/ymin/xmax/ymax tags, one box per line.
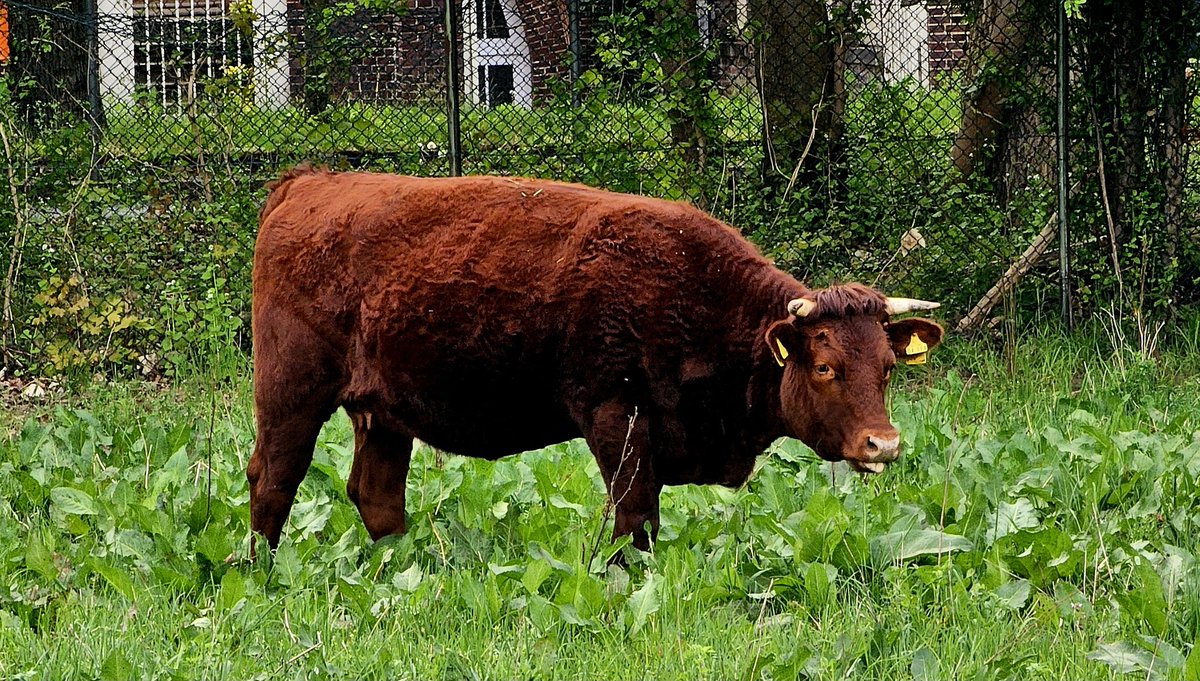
<box><xmin>347</xmin><ymin>413</ymin><xmax>412</xmax><ymax>540</ymax></box>
<box><xmin>586</xmin><ymin>401</ymin><xmax>661</xmax><ymax>551</ymax></box>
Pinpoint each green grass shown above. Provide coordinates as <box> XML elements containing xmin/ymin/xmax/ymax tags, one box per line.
<box><xmin>96</xmin><ymin>86</ymin><xmax>954</xmax><ymax>160</ymax></box>
<box><xmin>99</xmin><ymin>95</ymin><xmax>767</xmax><ymax>160</ymax></box>
<box><xmin>3</xmin><ymin>321</ymin><xmax>1200</xmax><ymax>680</ymax></box>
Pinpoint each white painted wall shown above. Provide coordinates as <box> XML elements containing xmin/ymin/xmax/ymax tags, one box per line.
<box><xmin>462</xmin><ymin>0</ymin><xmax>533</xmax><ymax>107</ymax></box>
<box><xmin>253</xmin><ymin>0</ymin><xmax>291</xmax><ymax>107</ymax></box>
<box><xmin>97</xmin><ymin>0</ymin><xmax>134</xmax><ymax>103</ymax></box>
<box><xmin>864</xmin><ymin>0</ymin><xmax>928</xmax><ymax>86</ymax></box>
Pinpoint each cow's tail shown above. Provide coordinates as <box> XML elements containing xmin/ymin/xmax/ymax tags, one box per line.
<box><xmin>259</xmin><ymin>162</ymin><xmax>327</xmax><ymax>224</ymax></box>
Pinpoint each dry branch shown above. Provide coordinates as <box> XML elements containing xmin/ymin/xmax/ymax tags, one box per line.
<box><xmin>955</xmin><ymin>212</ymin><xmax>1059</xmax><ymax>334</ymax></box>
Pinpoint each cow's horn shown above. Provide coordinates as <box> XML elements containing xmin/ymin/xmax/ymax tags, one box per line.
<box><xmin>884</xmin><ymin>297</ymin><xmax>940</xmax><ymax>316</ymax></box>
<box><xmin>788</xmin><ymin>298</ymin><xmax>817</xmax><ymax>317</ymax></box>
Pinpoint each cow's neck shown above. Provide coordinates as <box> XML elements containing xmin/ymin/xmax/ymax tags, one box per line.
<box><xmin>728</xmin><ymin>264</ymin><xmax>808</xmax><ymax>453</ymax></box>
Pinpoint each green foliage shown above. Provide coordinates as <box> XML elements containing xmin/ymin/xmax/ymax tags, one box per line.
<box><xmin>3</xmin><ymin>3</ymin><xmax>1197</xmax><ymax>378</ymax></box>
<box><xmin>29</xmin><ymin>275</ymin><xmax>152</xmax><ymax>373</ymax></box>
<box><xmin>2</xmin><ymin>331</ymin><xmax>1200</xmax><ymax>677</ymax></box>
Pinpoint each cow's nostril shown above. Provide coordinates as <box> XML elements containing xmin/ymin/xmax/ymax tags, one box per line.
<box><xmin>866</xmin><ymin>434</ymin><xmax>900</xmax><ymax>460</ymax></box>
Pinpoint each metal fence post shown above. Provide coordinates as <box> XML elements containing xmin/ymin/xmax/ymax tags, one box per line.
<box><xmin>444</xmin><ymin>0</ymin><xmax>463</xmax><ymax>176</ymax></box>
<box><xmin>1056</xmin><ymin>0</ymin><xmax>1071</xmax><ymax>330</ymax></box>
<box><xmin>568</xmin><ymin>0</ymin><xmax>581</xmax><ymax>107</ymax></box>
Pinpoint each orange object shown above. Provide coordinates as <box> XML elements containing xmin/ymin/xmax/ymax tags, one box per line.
<box><xmin>0</xmin><ymin>4</ymin><xmax>8</xmax><ymax>64</ymax></box>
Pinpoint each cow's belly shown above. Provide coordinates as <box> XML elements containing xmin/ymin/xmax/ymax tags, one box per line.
<box><xmin>404</xmin><ymin>400</ymin><xmax>582</xmax><ymax>460</ymax></box>
<box><xmin>347</xmin><ymin>362</ymin><xmax>582</xmax><ymax>459</ymax></box>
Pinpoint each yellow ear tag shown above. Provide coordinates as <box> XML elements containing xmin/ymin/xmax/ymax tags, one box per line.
<box><xmin>774</xmin><ymin>339</ymin><xmax>789</xmax><ymax>367</ymax></box>
<box><xmin>904</xmin><ymin>333</ymin><xmax>928</xmax><ymax>365</ymax></box>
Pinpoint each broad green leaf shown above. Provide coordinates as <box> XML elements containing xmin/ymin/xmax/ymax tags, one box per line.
<box><xmin>290</xmin><ymin>496</ymin><xmax>333</xmax><ymax>537</ymax></box>
<box><xmin>1000</xmin><ymin>528</ymin><xmax>1081</xmax><ymax>586</ymax></box>
<box><xmin>394</xmin><ymin>563</ymin><xmax>423</xmax><ymax>592</ymax></box>
<box><xmin>1116</xmin><ymin>561</ymin><xmax>1168</xmax><ymax>635</ymax></box>
<box><xmin>52</xmin><ymin>486</ymin><xmax>98</xmax><ymax>516</ymax></box>
<box><xmin>100</xmin><ymin>650</ymin><xmax>133</xmax><ymax>681</ymax></box>
<box><xmin>522</xmin><ymin>559</ymin><xmax>553</xmax><ymax>595</ymax></box>
<box><xmin>194</xmin><ymin>524</ymin><xmax>233</xmax><ymax>566</ymax></box>
<box><xmin>625</xmin><ymin>572</ymin><xmax>659</xmax><ymax>635</ymax></box>
<box><xmin>804</xmin><ymin>562</ymin><xmax>833</xmax><ymax>610</ymax></box>
<box><xmin>273</xmin><ymin>538</ymin><xmax>301</xmax><ymax>587</ymax></box>
<box><xmin>993</xmin><ymin>579</ymin><xmax>1031</xmax><ymax>611</ymax></box>
<box><xmin>557</xmin><ymin>604</ymin><xmax>596</xmax><ymax>629</ymax></box>
<box><xmin>986</xmin><ymin>498</ymin><xmax>1040</xmax><ymax>544</ymax></box>
<box><xmin>528</xmin><ymin>543</ymin><xmax>572</xmax><ymax>573</ymax></box>
<box><xmin>25</xmin><ymin>533</ymin><xmax>57</xmax><ymax>582</ymax></box>
<box><xmin>1140</xmin><ymin>636</ymin><xmax>1187</xmax><ymax>673</ymax></box>
<box><xmin>1087</xmin><ymin>642</ymin><xmax>1155</xmax><ymax>677</ymax></box>
<box><xmin>216</xmin><ymin>568</ymin><xmax>245</xmax><ymax>614</ymax></box>
<box><xmin>911</xmin><ymin>646</ymin><xmax>939</xmax><ymax>681</ymax></box>
<box><xmin>91</xmin><ymin>559</ymin><xmax>137</xmax><ymax>601</ymax></box>
<box><xmin>487</xmin><ymin>562</ymin><xmax>522</xmax><ymax>577</ymax></box>
<box><xmin>1185</xmin><ymin>639</ymin><xmax>1200</xmax><ymax>681</ymax></box>
<box><xmin>870</xmin><ymin>528</ymin><xmax>973</xmax><ymax>563</ymax></box>
<box><xmin>548</xmin><ymin>494</ymin><xmax>587</xmax><ymax>517</ymax></box>
<box><xmin>526</xmin><ymin>594</ymin><xmax>557</xmax><ymax>632</ymax></box>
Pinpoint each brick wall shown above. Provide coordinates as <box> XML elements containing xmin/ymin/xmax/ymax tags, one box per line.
<box><xmin>927</xmin><ymin>1</ymin><xmax>968</xmax><ymax>86</ymax></box>
<box><xmin>282</xmin><ymin>0</ymin><xmax>764</xmax><ymax>106</ymax></box>
<box><xmin>518</xmin><ymin>0</ymin><xmax>570</xmax><ymax>99</ymax></box>
<box><xmin>288</xmin><ymin>0</ymin><xmax>446</xmax><ymax>105</ymax></box>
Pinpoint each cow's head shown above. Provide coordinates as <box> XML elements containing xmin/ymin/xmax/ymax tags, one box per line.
<box><xmin>765</xmin><ymin>283</ymin><xmax>943</xmax><ymax>473</ymax></box>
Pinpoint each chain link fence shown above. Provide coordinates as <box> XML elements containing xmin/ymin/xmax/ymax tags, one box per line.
<box><xmin>1</xmin><ymin>0</ymin><xmax>1198</xmax><ymax>377</ymax></box>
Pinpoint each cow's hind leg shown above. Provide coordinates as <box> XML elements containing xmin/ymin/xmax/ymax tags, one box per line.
<box><xmin>248</xmin><ymin>316</ymin><xmax>342</xmax><ymax>550</ymax></box>
<box><xmin>346</xmin><ymin>414</ymin><xmax>412</xmax><ymax>540</ymax></box>
<box><xmin>248</xmin><ymin>399</ymin><xmax>336</xmax><ymax>549</ymax></box>
<box><xmin>585</xmin><ymin>401</ymin><xmax>661</xmax><ymax>552</ymax></box>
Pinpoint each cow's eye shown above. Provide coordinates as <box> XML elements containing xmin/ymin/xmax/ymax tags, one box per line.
<box><xmin>815</xmin><ymin>364</ymin><xmax>832</xmax><ymax>376</ymax></box>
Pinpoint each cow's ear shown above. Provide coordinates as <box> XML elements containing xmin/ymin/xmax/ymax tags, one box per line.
<box><xmin>765</xmin><ymin>320</ymin><xmax>798</xmax><ymax>367</ymax></box>
<box><xmin>886</xmin><ymin>318</ymin><xmax>944</xmax><ymax>363</ymax></box>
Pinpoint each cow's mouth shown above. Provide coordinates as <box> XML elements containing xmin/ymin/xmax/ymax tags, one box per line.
<box><xmin>848</xmin><ymin>460</ymin><xmax>887</xmax><ymax>474</ymax></box>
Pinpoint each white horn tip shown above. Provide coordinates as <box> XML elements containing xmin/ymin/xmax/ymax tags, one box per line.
<box><xmin>885</xmin><ymin>297</ymin><xmax>941</xmax><ymax>316</ymax></box>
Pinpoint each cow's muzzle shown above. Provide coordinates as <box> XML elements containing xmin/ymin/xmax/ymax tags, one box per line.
<box><xmin>846</xmin><ymin>431</ymin><xmax>900</xmax><ymax>474</ymax></box>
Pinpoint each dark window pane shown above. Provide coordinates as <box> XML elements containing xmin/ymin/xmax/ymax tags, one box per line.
<box><xmin>483</xmin><ymin>0</ymin><xmax>509</xmax><ymax>39</ymax></box>
<box><xmin>486</xmin><ymin>64</ymin><xmax>513</xmax><ymax>106</ymax></box>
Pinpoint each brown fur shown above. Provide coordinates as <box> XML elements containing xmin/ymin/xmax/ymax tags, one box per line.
<box><xmin>248</xmin><ymin>169</ymin><xmax>944</xmax><ymax>552</ymax></box>
<box><xmin>795</xmin><ymin>282</ymin><xmax>888</xmax><ymax>319</ymax></box>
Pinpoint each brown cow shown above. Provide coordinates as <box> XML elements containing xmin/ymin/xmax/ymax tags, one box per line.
<box><xmin>248</xmin><ymin>166</ymin><xmax>943</xmax><ymax>551</ymax></box>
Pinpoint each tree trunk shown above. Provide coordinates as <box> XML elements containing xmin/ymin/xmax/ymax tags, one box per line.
<box><xmin>1083</xmin><ymin>0</ymin><xmax>1148</xmax><ymax>246</ymax></box>
<box><xmin>751</xmin><ymin>0</ymin><xmax>835</xmax><ymax>191</ymax></box>
<box><xmin>824</xmin><ymin>0</ymin><xmax>858</xmax><ymax>205</ymax></box>
<box><xmin>1152</xmin><ymin>0</ymin><xmax>1187</xmax><ymax>267</ymax></box>
<box><xmin>659</xmin><ymin>0</ymin><xmax>711</xmax><ymax>206</ymax></box>
<box><xmin>8</xmin><ymin>0</ymin><xmax>91</xmax><ymax>128</ymax></box>
<box><xmin>987</xmin><ymin>7</ymin><xmax>1053</xmax><ymax>203</ymax></box>
<box><xmin>950</xmin><ymin>0</ymin><xmax>1032</xmax><ymax>179</ymax></box>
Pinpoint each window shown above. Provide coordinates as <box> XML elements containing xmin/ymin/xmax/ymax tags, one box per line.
<box><xmin>478</xmin><ymin>64</ymin><xmax>514</xmax><ymax>106</ymax></box>
<box><xmin>476</xmin><ymin>0</ymin><xmax>509</xmax><ymax>39</ymax></box>
<box><xmin>132</xmin><ymin>0</ymin><xmax>253</xmax><ymax>107</ymax></box>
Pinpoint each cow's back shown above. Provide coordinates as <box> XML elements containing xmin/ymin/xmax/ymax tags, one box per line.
<box><xmin>256</xmin><ymin>169</ymin><xmax>762</xmax><ymax>333</ymax></box>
